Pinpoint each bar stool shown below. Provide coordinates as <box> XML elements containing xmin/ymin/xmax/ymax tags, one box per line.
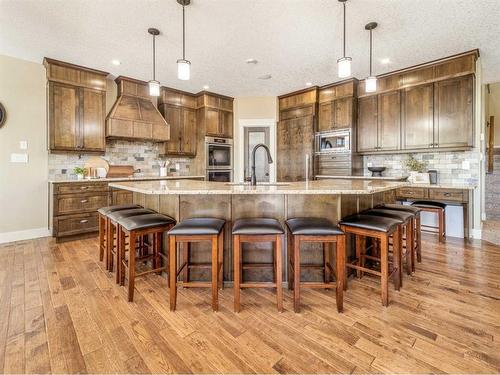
<box><xmin>107</xmin><ymin>208</ymin><xmax>155</xmax><ymax>282</ymax></box>
<box><xmin>117</xmin><ymin>213</ymin><xmax>175</xmax><ymax>302</ymax></box>
<box><xmin>363</xmin><ymin>208</ymin><xmax>414</xmax><ymax>284</ymax></box>
<box><xmin>411</xmin><ymin>201</ymin><xmax>446</xmax><ymax>243</ymax></box>
<box><xmin>233</xmin><ymin>218</ymin><xmax>284</xmax><ymax>313</ymax></box>
<box><xmin>375</xmin><ymin>203</ymin><xmax>422</xmax><ymax>269</ymax></box>
<box><xmin>339</xmin><ymin>214</ymin><xmax>401</xmax><ymax>306</ymax></box>
<box><xmin>285</xmin><ymin>217</ymin><xmax>346</xmax><ymax>313</ymax></box>
<box><xmin>98</xmin><ymin>204</ymin><xmax>141</xmax><ymax>266</ymax></box>
<box><xmin>168</xmin><ymin>218</ymin><xmax>225</xmax><ymax>312</ymax></box>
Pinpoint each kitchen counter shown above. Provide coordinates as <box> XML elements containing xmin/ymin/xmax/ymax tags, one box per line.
<box><xmin>316</xmin><ymin>175</ymin><xmax>408</xmax><ymax>181</ymax></box>
<box><xmin>49</xmin><ymin>175</ymin><xmax>205</xmax><ymax>183</ymax></box>
<box><xmin>406</xmin><ymin>182</ymin><xmax>476</xmax><ymax>190</ymax></box>
<box><xmin>108</xmin><ymin>179</ymin><xmax>407</xmax><ymax>195</ymax></box>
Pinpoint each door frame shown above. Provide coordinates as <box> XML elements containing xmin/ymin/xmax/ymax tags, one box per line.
<box><xmin>236</xmin><ymin>119</ymin><xmax>276</xmax><ymax>183</ymax></box>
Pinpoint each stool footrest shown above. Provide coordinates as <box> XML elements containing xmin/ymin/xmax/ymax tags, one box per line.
<box><xmin>240</xmin><ymin>282</ymin><xmax>277</xmax><ymax>288</ymax></box>
<box><xmin>177</xmin><ymin>281</ymin><xmax>212</xmax><ymax>288</ymax></box>
<box><xmin>300</xmin><ymin>281</ymin><xmax>337</xmax><ymax>289</ymax></box>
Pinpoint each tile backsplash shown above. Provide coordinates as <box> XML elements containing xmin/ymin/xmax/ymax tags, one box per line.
<box><xmin>363</xmin><ymin>150</ymin><xmax>481</xmax><ymax>185</ymax></box>
<box><xmin>48</xmin><ymin>140</ymin><xmax>193</xmax><ymax>180</ymax></box>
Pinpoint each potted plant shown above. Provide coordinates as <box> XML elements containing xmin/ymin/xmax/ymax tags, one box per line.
<box><xmin>73</xmin><ymin>167</ymin><xmax>86</xmax><ymax>180</ymax></box>
<box><xmin>403</xmin><ymin>155</ymin><xmax>428</xmax><ymax>183</ymax></box>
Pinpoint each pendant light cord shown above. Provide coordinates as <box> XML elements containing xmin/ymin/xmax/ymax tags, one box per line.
<box><xmin>182</xmin><ymin>4</ymin><xmax>186</xmax><ymax>60</ymax></box>
<box><xmin>342</xmin><ymin>2</ymin><xmax>346</xmax><ymax>57</ymax></box>
<box><xmin>369</xmin><ymin>29</ymin><xmax>373</xmax><ymax>76</ymax></box>
<box><xmin>152</xmin><ymin>34</ymin><xmax>156</xmax><ymax>81</ymax></box>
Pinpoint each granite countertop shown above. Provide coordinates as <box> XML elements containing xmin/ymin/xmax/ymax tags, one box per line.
<box><xmin>49</xmin><ymin>175</ymin><xmax>205</xmax><ymax>184</ymax></box>
<box><xmin>108</xmin><ymin>179</ymin><xmax>407</xmax><ymax>195</ymax></box>
<box><xmin>316</xmin><ymin>175</ymin><xmax>409</xmax><ymax>181</ymax></box>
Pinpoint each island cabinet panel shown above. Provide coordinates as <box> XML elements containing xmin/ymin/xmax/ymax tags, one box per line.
<box><xmin>434</xmin><ymin>75</ymin><xmax>474</xmax><ymax>148</ymax></box>
<box><xmin>378</xmin><ymin>90</ymin><xmax>401</xmax><ymax>151</ymax></box>
<box><xmin>402</xmin><ymin>83</ymin><xmax>434</xmax><ymax>150</ymax></box>
<box><xmin>357</xmin><ymin>96</ymin><xmax>378</xmax><ymax>152</ymax></box>
<box><xmin>111</xmin><ymin>188</ymin><xmax>133</xmax><ymax>205</ymax></box>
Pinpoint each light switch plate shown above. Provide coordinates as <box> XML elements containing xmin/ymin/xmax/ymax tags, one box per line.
<box><xmin>10</xmin><ymin>153</ymin><xmax>29</xmax><ymax>163</ymax></box>
<box><xmin>19</xmin><ymin>140</ymin><xmax>28</xmax><ymax>150</ymax></box>
<box><xmin>462</xmin><ymin>160</ymin><xmax>470</xmax><ymax>170</ymax></box>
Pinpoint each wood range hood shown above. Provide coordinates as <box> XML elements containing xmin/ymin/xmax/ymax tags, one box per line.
<box><xmin>106</xmin><ymin>76</ymin><xmax>170</xmax><ymax>142</ymax></box>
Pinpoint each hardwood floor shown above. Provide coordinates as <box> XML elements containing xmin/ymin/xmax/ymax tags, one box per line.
<box><xmin>0</xmin><ymin>234</ymin><xmax>499</xmax><ymax>374</ymax></box>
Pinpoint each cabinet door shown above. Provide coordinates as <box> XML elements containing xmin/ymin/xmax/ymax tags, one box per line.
<box><xmin>402</xmin><ymin>83</ymin><xmax>434</xmax><ymax>150</ymax></box>
<box><xmin>357</xmin><ymin>96</ymin><xmax>378</xmax><ymax>152</ymax></box>
<box><xmin>277</xmin><ymin>119</ymin><xmax>292</xmax><ymax>181</ymax></box>
<box><xmin>163</xmin><ymin>105</ymin><xmax>182</xmax><ymax>154</ymax></box>
<box><xmin>80</xmin><ymin>88</ymin><xmax>105</xmax><ymax>152</ymax></box>
<box><xmin>205</xmin><ymin>108</ymin><xmax>220</xmax><ymax>136</ymax></box>
<box><xmin>49</xmin><ymin>82</ymin><xmax>79</xmax><ymax>151</ymax></box>
<box><xmin>318</xmin><ymin>102</ymin><xmax>334</xmax><ymax>132</ymax></box>
<box><xmin>181</xmin><ymin>108</ymin><xmax>197</xmax><ymax>155</ymax></box>
<box><xmin>295</xmin><ymin>115</ymin><xmax>314</xmax><ymax>180</ymax></box>
<box><xmin>378</xmin><ymin>91</ymin><xmax>401</xmax><ymax>151</ymax></box>
<box><xmin>334</xmin><ymin>97</ymin><xmax>353</xmax><ymax>129</ymax></box>
<box><xmin>434</xmin><ymin>75</ymin><xmax>473</xmax><ymax>148</ymax></box>
<box><xmin>219</xmin><ymin>111</ymin><xmax>233</xmax><ymax>138</ymax></box>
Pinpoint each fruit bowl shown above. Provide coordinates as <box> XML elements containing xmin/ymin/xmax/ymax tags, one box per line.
<box><xmin>368</xmin><ymin>166</ymin><xmax>386</xmax><ymax>177</ymax></box>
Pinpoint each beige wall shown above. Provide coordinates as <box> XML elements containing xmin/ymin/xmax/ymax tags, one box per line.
<box><xmin>233</xmin><ymin>97</ymin><xmax>278</xmax><ymax>182</ymax></box>
<box><xmin>487</xmin><ymin>82</ymin><xmax>500</xmax><ymax>146</ymax></box>
<box><xmin>0</xmin><ymin>55</ymin><xmax>48</xmax><ymax>240</ymax></box>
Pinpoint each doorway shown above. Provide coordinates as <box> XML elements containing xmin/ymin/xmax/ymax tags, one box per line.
<box><xmin>244</xmin><ymin>127</ymin><xmax>270</xmax><ymax>183</ymax></box>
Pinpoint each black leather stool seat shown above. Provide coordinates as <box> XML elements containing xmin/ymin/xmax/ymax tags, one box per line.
<box><xmin>363</xmin><ymin>208</ymin><xmax>413</xmax><ymax>223</ymax></box>
<box><xmin>119</xmin><ymin>213</ymin><xmax>175</xmax><ymax>231</ymax></box>
<box><xmin>339</xmin><ymin>214</ymin><xmax>401</xmax><ymax>233</ymax></box>
<box><xmin>168</xmin><ymin>218</ymin><xmax>225</xmax><ymax>235</ymax></box>
<box><xmin>98</xmin><ymin>204</ymin><xmax>141</xmax><ymax>216</ymax></box>
<box><xmin>411</xmin><ymin>200</ymin><xmax>447</xmax><ymax>209</ymax></box>
<box><xmin>108</xmin><ymin>208</ymin><xmax>154</xmax><ymax>222</ymax></box>
<box><xmin>286</xmin><ymin>217</ymin><xmax>344</xmax><ymax>236</ymax></box>
<box><xmin>233</xmin><ymin>218</ymin><xmax>284</xmax><ymax>235</ymax></box>
<box><xmin>375</xmin><ymin>203</ymin><xmax>422</xmax><ymax>214</ymax></box>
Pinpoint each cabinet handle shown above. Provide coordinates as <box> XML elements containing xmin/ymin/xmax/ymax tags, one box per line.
<box><xmin>444</xmin><ymin>193</ymin><xmax>451</xmax><ymax>197</ymax></box>
<box><xmin>80</xmin><ymin>186</ymin><xmax>89</xmax><ymax>190</ymax></box>
<box><xmin>80</xmin><ymin>199</ymin><xmax>88</xmax><ymax>203</ymax></box>
<box><xmin>79</xmin><ymin>219</ymin><xmax>88</xmax><ymax>224</ymax></box>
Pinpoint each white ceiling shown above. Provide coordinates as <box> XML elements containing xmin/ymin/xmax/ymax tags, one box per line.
<box><xmin>1</xmin><ymin>0</ymin><xmax>500</xmax><ymax>97</ymax></box>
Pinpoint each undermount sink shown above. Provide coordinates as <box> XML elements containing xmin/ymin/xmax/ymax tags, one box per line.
<box><xmin>225</xmin><ymin>182</ymin><xmax>291</xmax><ymax>186</ymax></box>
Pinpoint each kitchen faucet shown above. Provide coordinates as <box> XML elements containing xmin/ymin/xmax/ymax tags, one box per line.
<box><xmin>251</xmin><ymin>143</ymin><xmax>273</xmax><ymax>186</ymax></box>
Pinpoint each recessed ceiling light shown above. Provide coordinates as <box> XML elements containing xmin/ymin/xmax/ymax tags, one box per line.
<box><xmin>203</xmin><ymin>85</ymin><xmax>210</xmax><ymax>90</ymax></box>
<box><xmin>258</xmin><ymin>74</ymin><xmax>272</xmax><ymax>80</ymax></box>
<box><xmin>380</xmin><ymin>58</ymin><xmax>391</xmax><ymax>64</ymax></box>
<box><xmin>306</xmin><ymin>82</ymin><xmax>312</xmax><ymax>86</ymax></box>
<box><xmin>246</xmin><ymin>58</ymin><xmax>258</xmax><ymax>64</ymax></box>
<box><xmin>111</xmin><ymin>59</ymin><xmax>121</xmax><ymax>66</ymax></box>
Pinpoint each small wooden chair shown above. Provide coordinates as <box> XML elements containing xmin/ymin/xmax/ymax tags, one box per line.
<box><xmin>411</xmin><ymin>201</ymin><xmax>446</xmax><ymax>243</ymax></box>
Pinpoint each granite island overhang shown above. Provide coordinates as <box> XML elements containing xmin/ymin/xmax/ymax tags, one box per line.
<box><xmin>108</xmin><ymin>179</ymin><xmax>407</xmax><ymax>282</ymax></box>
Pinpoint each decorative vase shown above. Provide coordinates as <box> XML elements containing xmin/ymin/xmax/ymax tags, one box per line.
<box><xmin>77</xmin><ymin>173</ymin><xmax>84</xmax><ymax>180</ymax></box>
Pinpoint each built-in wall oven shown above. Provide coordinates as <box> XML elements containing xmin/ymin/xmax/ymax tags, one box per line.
<box><xmin>315</xmin><ymin>130</ymin><xmax>351</xmax><ymax>154</ymax></box>
<box><xmin>205</xmin><ymin>136</ymin><xmax>233</xmax><ymax>181</ymax></box>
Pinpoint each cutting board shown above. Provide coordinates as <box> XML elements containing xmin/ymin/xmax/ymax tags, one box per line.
<box><xmin>106</xmin><ymin>165</ymin><xmax>135</xmax><ymax>178</ymax></box>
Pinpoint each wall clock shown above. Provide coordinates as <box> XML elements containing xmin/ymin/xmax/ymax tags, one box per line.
<box><xmin>0</xmin><ymin>102</ymin><xmax>6</xmax><ymax>129</ymax></box>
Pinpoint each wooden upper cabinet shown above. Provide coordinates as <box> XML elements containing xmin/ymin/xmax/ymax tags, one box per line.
<box><xmin>402</xmin><ymin>83</ymin><xmax>434</xmax><ymax>150</ymax></box>
<box><xmin>182</xmin><ymin>108</ymin><xmax>197</xmax><ymax>155</ymax></box>
<box><xmin>318</xmin><ymin>102</ymin><xmax>334</xmax><ymax>132</ymax></box>
<box><xmin>205</xmin><ymin>108</ymin><xmax>220</xmax><ymax>136</ymax></box>
<box><xmin>334</xmin><ymin>98</ymin><xmax>353</xmax><ymax>129</ymax></box>
<box><xmin>357</xmin><ymin>96</ymin><xmax>378</xmax><ymax>152</ymax></box>
<box><xmin>196</xmin><ymin>92</ymin><xmax>234</xmax><ymax>138</ymax></box>
<box><xmin>161</xmin><ymin>104</ymin><xmax>182</xmax><ymax>154</ymax></box>
<box><xmin>45</xmin><ymin>58</ymin><xmax>108</xmax><ymax>153</ymax></box>
<box><xmin>219</xmin><ymin>111</ymin><xmax>233</xmax><ymax>138</ymax></box>
<box><xmin>434</xmin><ymin>75</ymin><xmax>473</xmax><ymax>148</ymax></box>
<box><xmin>378</xmin><ymin>91</ymin><xmax>401</xmax><ymax>151</ymax></box>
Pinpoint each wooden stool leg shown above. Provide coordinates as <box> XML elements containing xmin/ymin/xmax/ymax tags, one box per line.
<box><xmin>442</xmin><ymin>209</ymin><xmax>446</xmax><ymax>242</ymax></box>
<box><xmin>169</xmin><ymin>236</ymin><xmax>177</xmax><ymax>311</ymax></box>
<box><xmin>155</xmin><ymin>232</ymin><xmax>163</xmax><ymax>275</ymax></box>
<box><xmin>115</xmin><ymin>225</ymin><xmax>121</xmax><ymax>285</ymax></box>
<box><xmin>393</xmin><ymin>226</ymin><xmax>401</xmax><ymax>291</ymax></box>
<box><xmin>289</xmin><ymin>233</ymin><xmax>295</xmax><ymax>291</ymax></box>
<box><xmin>128</xmin><ymin>231</ymin><xmax>136</xmax><ymax>302</ymax></box>
<box><xmin>107</xmin><ymin>221</ymin><xmax>114</xmax><ymax>271</ymax></box>
<box><xmin>416</xmin><ymin>215</ymin><xmax>422</xmax><ymax>263</ymax></box>
<box><xmin>182</xmin><ymin>242</ymin><xmax>189</xmax><ymax>286</ymax></box>
<box><xmin>355</xmin><ymin>235</ymin><xmax>362</xmax><ymax>278</ymax></box>
<box><xmin>438</xmin><ymin>209</ymin><xmax>444</xmax><ymax>243</ymax></box>
<box><xmin>287</xmin><ymin>231</ymin><xmax>292</xmax><ymax>291</ymax></box>
<box><xmin>99</xmin><ymin>216</ymin><xmax>105</xmax><ymax>262</ymax></box>
<box><xmin>166</xmin><ymin>233</ymin><xmax>170</xmax><ymax>288</ymax></box>
<box><xmin>380</xmin><ymin>234</ymin><xmax>389</xmax><ymax>307</ymax></box>
<box><xmin>293</xmin><ymin>235</ymin><xmax>301</xmax><ymax>313</ymax></box>
<box><xmin>233</xmin><ymin>235</ymin><xmax>241</xmax><ymax>312</ymax></box>
<box><xmin>211</xmin><ymin>235</ymin><xmax>218</xmax><ymax>312</ymax></box>
<box><xmin>218</xmin><ymin>231</ymin><xmax>224</xmax><ymax>290</ymax></box>
<box><xmin>359</xmin><ymin>236</ymin><xmax>366</xmax><ymax>278</ymax></box>
<box><xmin>406</xmin><ymin>221</ymin><xmax>413</xmax><ymax>275</ymax></box>
<box><xmin>323</xmin><ymin>242</ymin><xmax>331</xmax><ymax>284</ymax></box>
<box><xmin>336</xmin><ymin>235</ymin><xmax>346</xmax><ymax>313</ymax></box>
<box><xmin>272</xmin><ymin>240</ymin><xmax>276</xmax><ymax>283</ymax></box>
<box><xmin>276</xmin><ymin>235</ymin><xmax>283</xmax><ymax>313</ymax></box>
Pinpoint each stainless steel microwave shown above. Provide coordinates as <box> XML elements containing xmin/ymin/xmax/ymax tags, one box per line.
<box><xmin>315</xmin><ymin>130</ymin><xmax>351</xmax><ymax>154</ymax></box>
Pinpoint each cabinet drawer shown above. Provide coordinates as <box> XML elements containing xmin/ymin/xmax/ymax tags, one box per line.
<box><xmin>54</xmin><ymin>193</ymin><xmax>109</xmax><ymax>215</ymax></box>
<box><xmin>396</xmin><ymin>187</ymin><xmax>428</xmax><ymax>199</ymax></box>
<box><xmin>429</xmin><ymin>188</ymin><xmax>465</xmax><ymax>202</ymax></box>
<box><xmin>55</xmin><ymin>183</ymin><xmax>109</xmax><ymax>194</ymax></box>
<box><xmin>54</xmin><ymin>212</ymin><xmax>99</xmax><ymax>237</ymax></box>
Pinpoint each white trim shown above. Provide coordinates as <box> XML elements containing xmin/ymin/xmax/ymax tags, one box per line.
<box><xmin>236</xmin><ymin>119</ymin><xmax>277</xmax><ymax>183</ymax></box>
<box><xmin>0</xmin><ymin>227</ymin><xmax>51</xmax><ymax>244</ymax></box>
<box><xmin>471</xmin><ymin>228</ymin><xmax>482</xmax><ymax>240</ymax></box>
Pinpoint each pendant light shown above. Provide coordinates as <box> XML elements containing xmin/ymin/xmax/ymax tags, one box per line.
<box><xmin>148</xmin><ymin>28</ymin><xmax>160</xmax><ymax>97</ymax></box>
<box><xmin>177</xmin><ymin>0</ymin><xmax>191</xmax><ymax>80</ymax></box>
<box><xmin>365</xmin><ymin>22</ymin><xmax>378</xmax><ymax>93</ymax></box>
<box><xmin>337</xmin><ymin>0</ymin><xmax>351</xmax><ymax>78</ymax></box>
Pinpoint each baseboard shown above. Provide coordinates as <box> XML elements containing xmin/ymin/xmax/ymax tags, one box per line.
<box><xmin>0</xmin><ymin>227</ymin><xmax>51</xmax><ymax>245</ymax></box>
<box><xmin>471</xmin><ymin>228</ymin><xmax>482</xmax><ymax>240</ymax></box>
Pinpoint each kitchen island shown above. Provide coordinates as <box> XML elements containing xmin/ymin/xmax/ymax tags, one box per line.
<box><xmin>109</xmin><ymin>179</ymin><xmax>406</xmax><ymax>283</ymax></box>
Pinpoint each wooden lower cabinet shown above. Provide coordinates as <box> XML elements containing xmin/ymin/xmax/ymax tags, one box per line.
<box><xmin>54</xmin><ymin>212</ymin><xmax>99</xmax><ymax>238</ymax></box>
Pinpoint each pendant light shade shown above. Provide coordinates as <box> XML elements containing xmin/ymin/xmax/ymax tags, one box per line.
<box><xmin>148</xmin><ymin>27</ymin><xmax>160</xmax><ymax>97</ymax></box>
<box><xmin>365</xmin><ymin>22</ymin><xmax>378</xmax><ymax>93</ymax></box>
<box><xmin>177</xmin><ymin>0</ymin><xmax>191</xmax><ymax>81</ymax></box>
<box><xmin>337</xmin><ymin>0</ymin><xmax>352</xmax><ymax>78</ymax></box>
